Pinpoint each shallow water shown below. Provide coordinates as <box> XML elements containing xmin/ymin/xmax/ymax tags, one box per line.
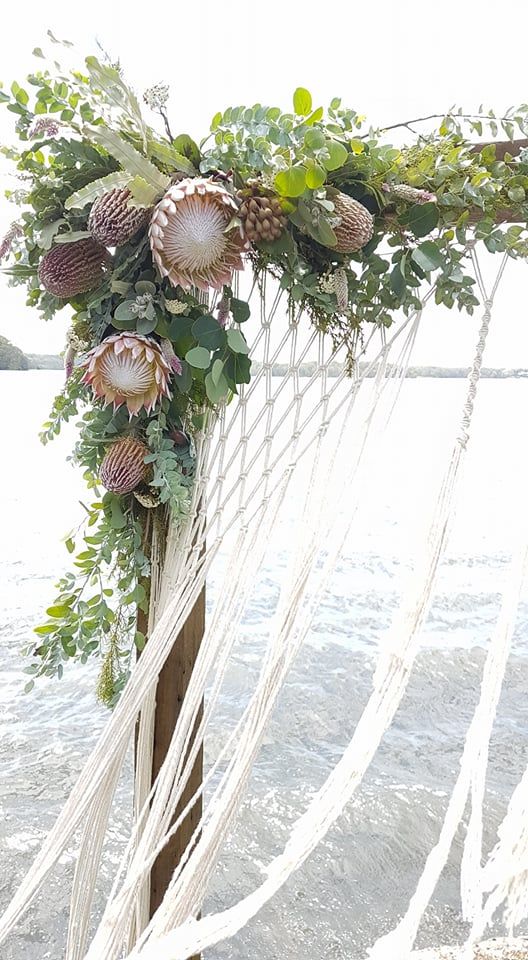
<box><xmin>1</xmin><ymin>371</ymin><xmax>528</xmax><ymax>959</ymax></box>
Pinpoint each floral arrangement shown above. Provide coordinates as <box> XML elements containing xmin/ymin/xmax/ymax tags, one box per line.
<box><xmin>2</xmin><ymin>36</ymin><xmax>528</xmax><ymax>702</ymax></box>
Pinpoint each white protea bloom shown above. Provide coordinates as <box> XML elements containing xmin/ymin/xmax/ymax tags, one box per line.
<box><xmin>82</xmin><ymin>332</ymin><xmax>171</xmax><ymax>417</ymax></box>
<box><xmin>149</xmin><ymin>177</ymin><xmax>249</xmax><ymax>292</ymax></box>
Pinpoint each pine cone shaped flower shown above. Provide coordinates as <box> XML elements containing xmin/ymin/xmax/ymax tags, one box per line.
<box><xmin>82</xmin><ymin>332</ymin><xmax>171</xmax><ymax>417</ymax></box>
<box><xmin>149</xmin><ymin>177</ymin><xmax>249</xmax><ymax>291</ymax></box>
<box><xmin>331</xmin><ymin>192</ymin><xmax>375</xmax><ymax>253</ymax></box>
<box><xmin>237</xmin><ymin>182</ymin><xmax>287</xmax><ymax>244</ymax></box>
<box><xmin>38</xmin><ymin>239</ymin><xmax>111</xmax><ymax>298</ymax></box>
<box><xmin>100</xmin><ymin>436</ymin><xmax>151</xmax><ymax>494</ymax></box>
<box><xmin>89</xmin><ymin>188</ymin><xmax>152</xmax><ymax>247</ymax></box>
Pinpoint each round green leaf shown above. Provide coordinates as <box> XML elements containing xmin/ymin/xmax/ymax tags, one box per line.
<box><xmin>185</xmin><ymin>346</ymin><xmax>211</xmax><ymax>369</ymax></box>
<box><xmin>227</xmin><ymin>328</ymin><xmax>250</xmax><ymax>354</ymax></box>
<box><xmin>305</xmin><ymin>162</ymin><xmax>326</xmax><ymax>190</ymax></box>
<box><xmin>304</xmin><ymin>128</ymin><xmax>326</xmax><ymax>151</ymax></box>
<box><xmin>231</xmin><ymin>297</ymin><xmax>250</xmax><ymax>323</ymax></box>
<box><xmin>136</xmin><ymin>315</ymin><xmax>158</xmax><ymax>335</ymax></box>
<box><xmin>404</xmin><ymin>202</ymin><xmax>439</xmax><ymax>238</ymax></box>
<box><xmin>322</xmin><ymin>140</ymin><xmax>348</xmax><ymax>171</ymax></box>
<box><xmin>192</xmin><ymin>315</ymin><xmax>226</xmax><ymax>350</ymax></box>
<box><xmin>293</xmin><ymin>87</ymin><xmax>312</xmax><ymax>116</ymax></box>
<box><xmin>113</xmin><ymin>301</ymin><xmax>136</xmax><ymax>324</ymax></box>
<box><xmin>205</xmin><ymin>371</ymin><xmax>230</xmax><ymax>404</ymax></box>
<box><xmin>135</xmin><ymin>280</ymin><xmax>157</xmax><ymax>296</ymax></box>
<box><xmin>411</xmin><ymin>240</ymin><xmax>444</xmax><ymax>273</ymax></box>
<box><xmin>275</xmin><ymin>166</ymin><xmax>308</xmax><ymax>198</ymax></box>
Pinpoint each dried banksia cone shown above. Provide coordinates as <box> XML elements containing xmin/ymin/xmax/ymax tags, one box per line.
<box><xmin>82</xmin><ymin>332</ymin><xmax>171</xmax><ymax>416</ymax></box>
<box><xmin>89</xmin><ymin>188</ymin><xmax>152</xmax><ymax>246</ymax></box>
<box><xmin>330</xmin><ymin>192</ymin><xmax>374</xmax><ymax>253</ymax></box>
<box><xmin>100</xmin><ymin>436</ymin><xmax>151</xmax><ymax>494</ymax></box>
<box><xmin>149</xmin><ymin>177</ymin><xmax>248</xmax><ymax>291</ymax></box>
<box><xmin>38</xmin><ymin>239</ymin><xmax>111</xmax><ymax>298</ymax></box>
<box><xmin>382</xmin><ymin>183</ymin><xmax>437</xmax><ymax>205</ymax></box>
<box><xmin>237</xmin><ymin>182</ymin><xmax>287</xmax><ymax>244</ymax></box>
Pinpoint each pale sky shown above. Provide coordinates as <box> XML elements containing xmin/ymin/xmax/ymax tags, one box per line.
<box><xmin>1</xmin><ymin>0</ymin><xmax>528</xmax><ymax>366</ymax></box>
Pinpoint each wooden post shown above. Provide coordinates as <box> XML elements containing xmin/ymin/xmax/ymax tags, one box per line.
<box><xmin>148</xmin><ymin>585</ymin><xmax>205</xmax><ymax>918</ymax></box>
<box><xmin>136</xmin><ymin>508</ymin><xmax>205</xmax><ymax>953</ymax></box>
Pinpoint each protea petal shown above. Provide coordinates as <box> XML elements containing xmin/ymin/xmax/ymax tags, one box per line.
<box><xmin>149</xmin><ymin>177</ymin><xmax>250</xmax><ymax>292</ymax></box>
<box><xmin>81</xmin><ymin>332</ymin><xmax>172</xmax><ymax>417</ymax></box>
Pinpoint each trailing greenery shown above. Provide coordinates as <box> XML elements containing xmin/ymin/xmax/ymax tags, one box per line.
<box><xmin>1</xmin><ymin>34</ymin><xmax>527</xmax><ymax>701</ymax></box>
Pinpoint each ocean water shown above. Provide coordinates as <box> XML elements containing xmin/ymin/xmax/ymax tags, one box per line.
<box><xmin>1</xmin><ymin>371</ymin><xmax>528</xmax><ymax>959</ymax></box>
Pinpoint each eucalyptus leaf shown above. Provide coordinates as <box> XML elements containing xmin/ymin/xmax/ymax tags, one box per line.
<box><xmin>185</xmin><ymin>346</ymin><xmax>211</xmax><ymax>369</ymax></box>
<box><xmin>226</xmin><ymin>328</ymin><xmax>249</xmax><ymax>354</ymax></box>
<box><xmin>136</xmin><ymin>315</ymin><xmax>158</xmax><ymax>335</ymax></box>
<box><xmin>192</xmin><ymin>315</ymin><xmax>226</xmax><ymax>350</ymax></box>
<box><xmin>275</xmin><ymin>166</ymin><xmax>307</xmax><ymax>198</ymax></box>
<box><xmin>411</xmin><ymin>241</ymin><xmax>444</xmax><ymax>273</ymax></box>
<box><xmin>205</xmin><ymin>371</ymin><xmax>229</xmax><ymax>404</ymax></box>
<box><xmin>322</xmin><ymin>140</ymin><xmax>348</xmax><ymax>171</ymax></box>
<box><xmin>293</xmin><ymin>87</ymin><xmax>312</xmax><ymax>116</ymax></box>
<box><xmin>230</xmin><ymin>298</ymin><xmax>251</xmax><ymax>323</ymax></box>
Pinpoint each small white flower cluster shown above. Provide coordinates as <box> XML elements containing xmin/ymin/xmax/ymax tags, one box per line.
<box><xmin>164</xmin><ymin>298</ymin><xmax>188</xmax><ymax>315</ymax></box>
<box><xmin>143</xmin><ymin>83</ymin><xmax>169</xmax><ymax>111</ymax></box>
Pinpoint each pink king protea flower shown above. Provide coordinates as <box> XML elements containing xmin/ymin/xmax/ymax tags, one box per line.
<box><xmin>82</xmin><ymin>332</ymin><xmax>172</xmax><ymax>417</ymax></box>
<box><xmin>149</xmin><ymin>177</ymin><xmax>249</xmax><ymax>292</ymax></box>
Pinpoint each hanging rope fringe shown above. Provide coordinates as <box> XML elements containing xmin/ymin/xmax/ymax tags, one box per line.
<box><xmin>0</xmin><ymin>251</ymin><xmax>524</xmax><ymax>960</ymax></box>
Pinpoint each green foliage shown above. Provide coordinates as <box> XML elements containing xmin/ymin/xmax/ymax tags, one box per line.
<box><xmin>2</xmin><ymin>47</ymin><xmax>528</xmax><ymax>701</ymax></box>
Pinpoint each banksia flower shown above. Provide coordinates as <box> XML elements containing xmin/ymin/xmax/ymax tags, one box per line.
<box><xmin>149</xmin><ymin>177</ymin><xmax>248</xmax><ymax>291</ymax></box>
<box><xmin>38</xmin><ymin>239</ymin><xmax>111</xmax><ymax>298</ymax></box>
<box><xmin>89</xmin><ymin>188</ymin><xmax>152</xmax><ymax>247</ymax></box>
<box><xmin>100</xmin><ymin>436</ymin><xmax>151</xmax><ymax>494</ymax></box>
<box><xmin>382</xmin><ymin>183</ymin><xmax>437</xmax><ymax>205</ymax></box>
<box><xmin>82</xmin><ymin>332</ymin><xmax>171</xmax><ymax>416</ymax></box>
<box><xmin>330</xmin><ymin>192</ymin><xmax>375</xmax><ymax>253</ymax></box>
<box><xmin>237</xmin><ymin>181</ymin><xmax>287</xmax><ymax>244</ymax></box>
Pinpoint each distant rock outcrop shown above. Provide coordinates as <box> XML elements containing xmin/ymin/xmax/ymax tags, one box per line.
<box><xmin>0</xmin><ymin>334</ymin><xmax>29</xmax><ymax>370</ymax></box>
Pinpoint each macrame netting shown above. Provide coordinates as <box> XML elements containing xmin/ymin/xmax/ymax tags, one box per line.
<box><xmin>1</xmin><ymin>244</ymin><xmax>527</xmax><ymax>960</ymax></box>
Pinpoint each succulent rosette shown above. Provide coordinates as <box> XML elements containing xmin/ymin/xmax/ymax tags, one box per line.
<box><xmin>149</xmin><ymin>177</ymin><xmax>249</xmax><ymax>291</ymax></box>
<box><xmin>82</xmin><ymin>332</ymin><xmax>172</xmax><ymax>416</ymax></box>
